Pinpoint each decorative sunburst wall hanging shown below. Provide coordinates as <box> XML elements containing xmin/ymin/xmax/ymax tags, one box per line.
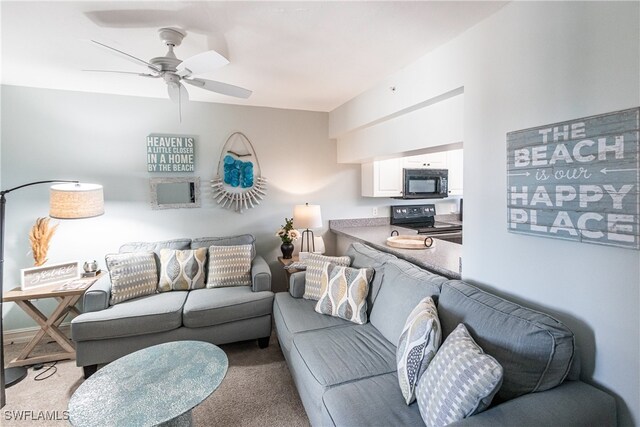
<box><xmin>211</xmin><ymin>132</ymin><xmax>267</xmax><ymax>213</ymax></box>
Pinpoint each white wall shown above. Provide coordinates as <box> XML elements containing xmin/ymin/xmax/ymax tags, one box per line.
<box><xmin>331</xmin><ymin>2</ymin><xmax>640</xmax><ymax>425</ymax></box>
<box><xmin>0</xmin><ymin>85</ymin><xmax>392</xmax><ymax>332</ymax></box>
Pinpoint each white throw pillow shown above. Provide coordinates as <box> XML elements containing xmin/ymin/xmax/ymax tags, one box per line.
<box><xmin>206</xmin><ymin>244</ymin><xmax>252</xmax><ymax>288</ymax></box>
<box><xmin>106</xmin><ymin>252</ymin><xmax>158</xmax><ymax>305</ymax></box>
<box><xmin>158</xmin><ymin>248</ymin><xmax>207</xmax><ymax>292</ymax></box>
<box><xmin>302</xmin><ymin>253</ymin><xmax>351</xmax><ymax>300</ymax></box>
<box><xmin>416</xmin><ymin>323</ymin><xmax>503</xmax><ymax>426</ymax></box>
<box><xmin>396</xmin><ymin>297</ymin><xmax>441</xmax><ymax>404</ymax></box>
<box><xmin>314</xmin><ymin>263</ymin><xmax>373</xmax><ymax>324</ymax></box>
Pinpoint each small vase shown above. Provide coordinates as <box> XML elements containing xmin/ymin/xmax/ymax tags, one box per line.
<box><xmin>281</xmin><ymin>242</ymin><xmax>294</xmax><ymax>259</ymax></box>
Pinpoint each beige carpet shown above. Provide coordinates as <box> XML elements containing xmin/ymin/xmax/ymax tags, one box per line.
<box><xmin>3</xmin><ymin>333</ymin><xmax>310</xmax><ymax>426</ymax></box>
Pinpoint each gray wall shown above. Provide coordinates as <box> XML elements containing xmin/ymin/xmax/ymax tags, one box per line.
<box><xmin>0</xmin><ymin>85</ymin><xmax>456</xmax><ymax>332</ymax></box>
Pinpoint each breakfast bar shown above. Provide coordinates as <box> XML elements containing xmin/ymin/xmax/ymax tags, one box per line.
<box><xmin>329</xmin><ymin>218</ymin><xmax>462</xmax><ymax>279</ymax></box>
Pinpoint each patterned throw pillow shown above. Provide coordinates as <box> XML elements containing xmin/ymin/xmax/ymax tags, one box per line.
<box><xmin>397</xmin><ymin>297</ymin><xmax>441</xmax><ymax>405</ymax></box>
<box><xmin>105</xmin><ymin>252</ymin><xmax>158</xmax><ymax>305</ymax></box>
<box><xmin>416</xmin><ymin>323</ymin><xmax>503</xmax><ymax>427</ymax></box>
<box><xmin>158</xmin><ymin>248</ymin><xmax>207</xmax><ymax>292</ymax></box>
<box><xmin>302</xmin><ymin>253</ymin><xmax>351</xmax><ymax>300</ymax></box>
<box><xmin>206</xmin><ymin>244</ymin><xmax>252</xmax><ymax>288</ymax></box>
<box><xmin>314</xmin><ymin>263</ymin><xmax>374</xmax><ymax>324</ymax></box>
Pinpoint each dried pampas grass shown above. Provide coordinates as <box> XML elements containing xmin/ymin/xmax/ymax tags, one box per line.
<box><xmin>29</xmin><ymin>217</ymin><xmax>58</xmax><ymax>266</ymax></box>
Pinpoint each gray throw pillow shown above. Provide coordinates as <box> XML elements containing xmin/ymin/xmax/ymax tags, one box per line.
<box><xmin>416</xmin><ymin>323</ymin><xmax>503</xmax><ymax>426</ymax></box>
<box><xmin>105</xmin><ymin>252</ymin><xmax>158</xmax><ymax>305</ymax></box>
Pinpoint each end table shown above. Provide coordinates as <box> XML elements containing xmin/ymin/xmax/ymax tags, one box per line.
<box><xmin>2</xmin><ymin>273</ymin><xmax>104</xmax><ymax>367</ymax></box>
<box><xmin>277</xmin><ymin>256</ymin><xmax>301</xmax><ymax>290</ymax></box>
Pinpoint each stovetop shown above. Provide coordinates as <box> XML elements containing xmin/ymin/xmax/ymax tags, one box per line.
<box><xmin>390</xmin><ymin>204</ymin><xmax>462</xmax><ymax>234</ymax></box>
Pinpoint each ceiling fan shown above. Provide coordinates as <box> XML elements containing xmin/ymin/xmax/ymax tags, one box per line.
<box><xmin>87</xmin><ymin>27</ymin><xmax>252</xmax><ymax>105</ymax></box>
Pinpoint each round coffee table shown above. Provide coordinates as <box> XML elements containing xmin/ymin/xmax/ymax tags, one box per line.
<box><xmin>68</xmin><ymin>341</ymin><xmax>228</xmax><ymax>427</ymax></box>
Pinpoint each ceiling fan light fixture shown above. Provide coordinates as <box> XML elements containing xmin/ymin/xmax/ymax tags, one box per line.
<box><xmin>86</xmin><ymin>27</ymin><xmax>252</xmax><ymax>105</ymax></box>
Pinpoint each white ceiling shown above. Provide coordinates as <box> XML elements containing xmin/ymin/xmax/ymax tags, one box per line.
<box><xmin>1</xmin><ymin>1</ymin><xmax>506</xmax><ymax>112</ymax></box>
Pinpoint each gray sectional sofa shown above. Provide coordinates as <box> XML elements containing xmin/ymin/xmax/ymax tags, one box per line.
<box><xmin>273</xmin><ymin>242</ymin><xmax>617</xmax><ymax>426</ymax></box>
<box><xmin>71</xmin><ymin>234</ymin><xmax>273</xmax><ymax>378</ymax></box>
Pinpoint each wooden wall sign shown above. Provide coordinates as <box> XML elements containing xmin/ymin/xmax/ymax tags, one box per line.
<box><xmin>507</xmin><ymin>107</ymin><xmax>639</xmax><ymax>249</ymax></box>
<box><xmin>147</xmin><ymin>134</ymin><xmax>196</xmax><ymax>172</ymax></box>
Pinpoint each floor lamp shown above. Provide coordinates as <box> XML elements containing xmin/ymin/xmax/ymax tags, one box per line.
<box><xmin>293</xmin><ymin>203</ymin><xmax>322</xmax><ymax>253</ymax></box>
<box><xmin>1</xmin><ymin>180</ymin><xmax>104</xmax><ymax>408</ymax></box>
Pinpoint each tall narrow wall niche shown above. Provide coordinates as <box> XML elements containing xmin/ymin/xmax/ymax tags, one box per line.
<box><xmin>211</xmin><ymin>132</ymin><xmax>268</xmax><ymax>213</ymax></box>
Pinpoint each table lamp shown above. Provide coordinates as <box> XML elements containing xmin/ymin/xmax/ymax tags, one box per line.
<box><xmin>1</xmin><ymin>180</ymin><xmax>104</xmax><ymax>408</ymax></box>
<box><xmin>293</xmin><ymin>203</ymin><xmax>322</xmax><ymax>253</ymax></box>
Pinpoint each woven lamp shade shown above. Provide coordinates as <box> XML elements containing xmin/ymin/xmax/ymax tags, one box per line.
<box><xmin>49</xmin><ymin>183</ymin><xmax>104</xmax><ymax>219</ymax></box>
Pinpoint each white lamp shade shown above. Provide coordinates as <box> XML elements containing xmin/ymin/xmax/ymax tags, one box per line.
<box><xmin>49</xmin><ymin>183</ymin><xmax>104</xmax><ymax>219</ymax></box>
<box><xmin>293</xmin><ymin>204</ymin><xmax>322</xmax><ymax>229</ymax></box>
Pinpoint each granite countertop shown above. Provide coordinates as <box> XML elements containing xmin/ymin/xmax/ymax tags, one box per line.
<box><xmin>329</xmin><ymin>218</ymin><xmax>462</xmax><ymax>279</ymax></box>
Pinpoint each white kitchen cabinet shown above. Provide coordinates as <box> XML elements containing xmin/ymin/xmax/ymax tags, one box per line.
<box><xmin>361</xmin><ymin>158</ymin><xmax>403</xmax><ymax>197</ymax></box>
<box><xmin>402</xmin><ymin>152</ymin><xmax>447</xmax><ymax>169</ymax></box>
<box><xmin>446</xmin><ymin>148</ymin><xmax>463</xmax><ymax>196</ymax></box>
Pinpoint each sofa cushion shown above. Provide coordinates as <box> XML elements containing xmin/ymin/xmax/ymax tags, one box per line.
<box><xmin>437</xmin><ymin>280</ymin><xmax>574</xmax><ymax>402</ymax></box>
<box><xmin>182</xmin><ymin>287</ymin><xmax>273</xmax><ymax>328</ymax></box>
<box><xmin>397</xmin><ymin>296</ymin><xmax>441</xmax><ymax>405</ymax></box>
<box><xmin>158</xmin><ymin>248</ymin><xmax>207</xmax><ymax>292</ymax></box>
<box><xmin>302</xmin><ymin>253</ymin><xmax>351</xmax><ymax>300</ymax></box>
<box><xmin>273</xmin><ymin>292</ymin><xmax>352</xmax><ymax>354</ymax></box>
<box><xmin>322</xmin><ymin>372</ymin><xmax>423</xmax><ymax>427</ymax></box>
<box><xmin>416</xmin><ymin>323</ymin><xmax>503</xmax><ymax>427</ymax></box>
<box><xmin>191</xmin><ymin>234</ymin><xmax>256</xmax><ymax>259</ymax></box>
<box><xmin>370</xmin><ymin>259</ymin><xmax>446</xmax><ymax>346</ymax></box>
<box><xmin>119</xmin><ymin>238</ymin><xmax>192</xmax><ymax>277</ymax></box>
<box><xmin>206</xmin><ymin>244</ymin><xmax>252</xmax><ymax>288</ymax></box>
<box><xmin>105</xmin><ymin>252</ymin><xmax>158</xmax><ymax>305</ymax></box>
<box><xmin>291</xmin><ymin>323</ymin><xmax>396</xmax><ymax>388</ymax></box>
<box><xmin>315</xmin><ymin>264</ymin><xmax>374</xmax><ymax>325</ymax></box>
<box><xmin>71</xmin><ymin>291</ymin><xmax>187</xmax><ymax>341</ymax></box>
<box><xmin>345</xmin><ymin>242</ymin><xmax>398</xmax><ymax>315</ymax></box>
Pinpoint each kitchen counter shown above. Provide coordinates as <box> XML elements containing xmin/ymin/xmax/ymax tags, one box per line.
<box><xmin>329</xmin><ymin>218</ymin><xmax>462</xmax><ymax>279</ymax></box>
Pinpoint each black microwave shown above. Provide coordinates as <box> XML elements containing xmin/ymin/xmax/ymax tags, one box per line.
<box><xmin>399</xmin><ymin>168</ymin><xmax>449</xmax><ymax>199</ymax></box>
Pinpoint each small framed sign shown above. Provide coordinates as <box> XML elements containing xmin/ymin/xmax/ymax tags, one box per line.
<box><xmin>21</xmin><ymin>261</ymin><xmax>81</xmax><ymax>290</ymax></box>
<box><xmin>147</xmin><ymin>134</ymin><xmax>196</xmax><ymax>172</ymax></box>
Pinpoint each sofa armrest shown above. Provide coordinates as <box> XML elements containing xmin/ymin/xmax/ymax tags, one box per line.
<box><xmin>289</xmin><ymin>271</ymin><xmax>306</xmax><ymax>298</ymax></box>
<box><xmin>82</xmin><ymin>274</ymin><xmax>112</xmax><ymax>313</ymax></box>
<box><xmin>251</xmin><ymin>255</ymin><xmax>272</xmax><ymax>292</ymax></box>
<box><xmin>448</xmin><ymin>381</ymin><xmax>616</xmax><ymax>427</ymax></box>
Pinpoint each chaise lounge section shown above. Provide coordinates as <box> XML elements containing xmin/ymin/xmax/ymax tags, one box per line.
<box><xmin>274</xmin><ymin>242</ymin><xmax>616</xmax><ymax>426</ymax></box>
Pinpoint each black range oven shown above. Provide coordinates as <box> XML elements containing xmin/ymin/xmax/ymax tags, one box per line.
<box><xmin>390</xmin><ymin>204</ymin><xmax>462</xmax><ymax>244</ymax></box>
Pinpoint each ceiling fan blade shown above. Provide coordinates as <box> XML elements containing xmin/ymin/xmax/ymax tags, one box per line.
<box><xmin>83</xmin><ymin>69</ymin><xmax>159</xmax><ymax>78</ymax></box>
<box><xmin>176</xmin><ymin>50</ymin><xmax>229</xmax><ymax>78</ymax></box>
<box><xmin>183</xmin><ymin>78</ymin><xmax>252</xmax><ymax>99</ymax></box>
<box><xmin>90</xmin><ymin>40</ymin><xmax>161</xmax><ymax>73</ymax></box>
<box><xmin>167</xmin><ymin>82</ymin><xmax>189</xmax><ymax>104</ymax></box>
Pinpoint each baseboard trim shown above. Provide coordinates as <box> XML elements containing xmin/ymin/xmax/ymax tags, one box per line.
<box><xmin>3</xmin><ymin>323</ymin><xmax>71</xmax><ymax>345</ymax></box>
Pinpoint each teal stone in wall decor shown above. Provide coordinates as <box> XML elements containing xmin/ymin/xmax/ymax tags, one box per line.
<box><xmin>147</xmin><ymin>134</ymin><xmax>196</xmax><ymax>172</ymax></box>
<box><xmin>507</xmin><ymin>107</ymin><xmax>639</xmax><ymax>249</ymax></box>
<box><xmin>211</xmin><ymin>132</ymin><xmax>267</xmax><ymax>213</ymax></box>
